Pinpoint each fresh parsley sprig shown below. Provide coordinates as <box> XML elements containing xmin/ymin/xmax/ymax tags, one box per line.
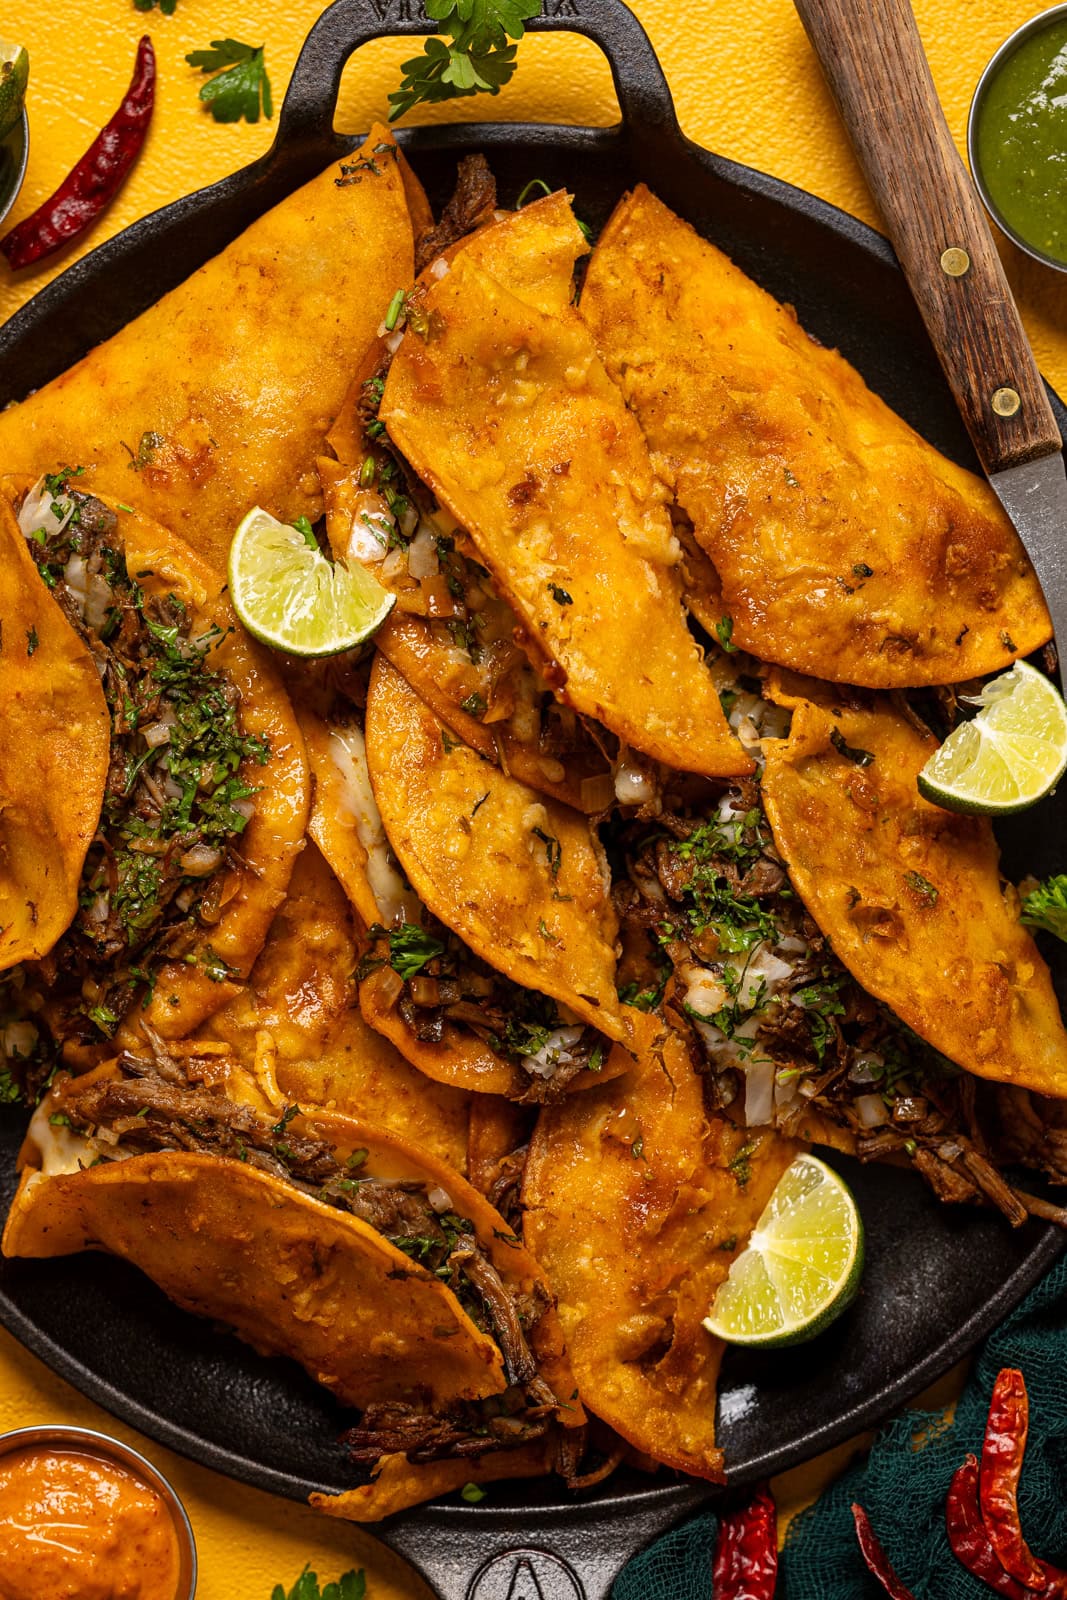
<box><xmin>389</xmin><ymin>0</ymin><xmax>542</xmax><ymax>121</ymax></box>
<box><xmin>186</xmin><ymin>38</ymin><xmax>273</xmax><ymax>125</ymax></box>
<box><xmin>271</xmin><ymin>1568</ymin><xmax>366</xmax><ymax>1600</ymax></box>
<box><xmin>1021</xmin><ymin>873</ymin><xmax>1067</xmax><ymax>943</ymax></box>
<box><xmin>134</xmin><ymin>0</ymin><xmax>177</xmax><ymax>12</ymax></box>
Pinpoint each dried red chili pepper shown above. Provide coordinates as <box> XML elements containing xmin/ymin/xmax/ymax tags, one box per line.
<box><xmin>713</xmin><ymin>1484</ymin><xmax>777</xmax><ymax>1598</ymax></box>
<box><xmin>1</xmin><ymin>36</ymin><xmax>155</xmax><ymax>270</ymax></box>
<box><xmin>948</xmin><ymin>1455</ymin><xmax>1067</xmax><ymax>1598</ymax></box>
<box><xmin>851</xmin><ymin>1504</ymin><xmax>915</xmax><ymax>1599</ymax></box>
<box><xmin>980</xmin><ymin>1369</ymin><xmax>1046</xmax><ymax>1589</ymax></box>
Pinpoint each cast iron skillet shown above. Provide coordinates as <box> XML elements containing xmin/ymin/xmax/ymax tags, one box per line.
<box><xmin>0</xmin><ymin>2</ymin><xmax>1064</xmax><ymax>1595</ymax></box>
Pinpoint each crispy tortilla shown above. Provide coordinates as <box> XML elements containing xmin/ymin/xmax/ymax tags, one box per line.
<box><xmin>523</xmin><ymin>1026</ymin><xmax>802</xmax><ymax>1478</ymax></box>
<box><xmin>5</xmin><ymin>1073</ymin><xmax>576</xmax><ymax>1422</ymax></box>
<box><xmin>761</xmin><ymin>676</ymin><xmax>1067</xmax><ymax>1096</ymax></box>
<box><xmin>311</xmin><ymin>1442</ymin><xmax>552</xmax><ymax>1523</ymax></box>
<box><xmin>381</xmin><ymin>213</ymin><xmax>751</xmax><ymax>779</ymax></box>
<box><xmin>365</xmin><ymin>656</ymin><xmax>628</xmax><ymax>1043</ymax></box>
<box><xmin>0</xmin><ymin>127</ymin><xmax>415</xmax><ymax>576</ymax></box>
<box><xmin>197</xmin><ymin>841</ymin><xmax>472</xmax><ymax>1174</ymax></box>
<box><xmin>580</xmin><ymin>186</ymin><xmax>1051</xmax><ymax>687</ymax></box>
<box><xmin>0</xmin><ymin>499</ymin><xmax>110</xmax><ymax>970</ymax></box>
<box><xmin>2</xmin><ymin>478</ymin><xmax>309</xmax><ymax>1042</ymax></box>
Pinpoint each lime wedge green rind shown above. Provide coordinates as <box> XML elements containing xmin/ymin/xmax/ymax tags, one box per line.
<box><xmin>228</xmin><ymin>507</ymin><xmax>395</xmax><ymax>658</ymax></box>
<box><xmin>703</xmin><ymin>1154</ymin><xmax>864</xmax><ymax>1348</ymax></box>
<box><xmin>0</xmin><ymin>40</ymin><xmax>28</xmax><ymax>143</ymax></box>
<box><xmin>917</xmin><ymin>661</ymin><xmax>1067</xmax><ymax>816</ymax></box>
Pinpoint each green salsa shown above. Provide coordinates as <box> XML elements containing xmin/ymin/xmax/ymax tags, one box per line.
<box><xmin>975</xmin><ymin>17</ymin><xmax>1067</xmax><ymax>265</ymax></box>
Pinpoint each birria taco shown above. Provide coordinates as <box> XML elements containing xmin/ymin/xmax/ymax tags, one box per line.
<box><xmin>319</xmin><ymin>186</ymin><xmax>616</xmax><ymax>815</ymax></box>
<box><xmin>300</xmin><ymin>676</ymin><xmax>633</xmax><ymax>1102</ymax></box>
<box><xmin>579</xmin><ymin>186</ymin><xmax>1050</xmax><ymax>688</ymax></box>
<box><xmin>380</xmin><ymin>198</ymin><xmax>751</xmax><ymax>779</ymax></box>
<box><xmin>0</xmin><ymin>127</ymin><xmax>417</xmax><ymax>576</ymax></box>
<box><xmin>0</xmin><ymin>495</ymin><xmax>110</xmax><ymax>973</ymax></box>
<box><xmin>0</xmin><ymin>474</ymin><xmax>308</xmax><ymax>1090</ymax></box>
<box><xmin>3</xmin><ymin>1056</ymin><xmax>581</xmax><ymax>1517</ymax></box>
<box><xmin>760</xmin><ymin>674</ymin><xmax>1067</xmax><ymax>1102</ymax></box>
<box><xmin>523</xmin><ymin>1026</ymin><xmax>803</xmax><ymax>1479</ymax></box>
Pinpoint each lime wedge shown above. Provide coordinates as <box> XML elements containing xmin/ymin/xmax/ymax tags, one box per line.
<box><xmin>228</xmin><ymin>507</ymin><xmax>394</xmax><ymax>657</ymax></box>
<box><xmin>704</xmin><ymin>1153</ymin><xmax>863</xmax><ymax>1347</ymax></box>
<box><xmin>917</xmin><ymin>661</ymin><xmax>1067</xmax><ymax>816</ymax></box>
<box><xmin>0</xmin><ymin>40</ymin><xmax>28</xmax><ymax>142</ymax></box>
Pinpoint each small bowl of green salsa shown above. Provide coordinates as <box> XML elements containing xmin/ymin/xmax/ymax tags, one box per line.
<box><xmin>969</xmin><ymin>3</ymin><xmax>1067</xmax><ymax>270</ymax></box>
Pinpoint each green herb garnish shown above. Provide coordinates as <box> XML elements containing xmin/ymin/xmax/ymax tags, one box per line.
<box><xmin>186</xmin><ymin>38</ymin><xmax>273</xmax><ymax>124</ymax></box>
<box><xmin>388</xmin><ymin>0</ymin><xmax>541</xmax><ymax>121</ymax></box>
<box><xmin>1021</xmin><ymin>873</ymin><xmax>1067</xmax><ymax>942</ymax></box>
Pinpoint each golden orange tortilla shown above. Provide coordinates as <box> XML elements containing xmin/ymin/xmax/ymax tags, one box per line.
<box><xmin>0</xmin><ymin>126</ymin><xmax>415</xmax><ymax>576</ymax></box>
<box><xmin>523</xmin><ymin>1026</ymin><xmax>803</xmax><ymax>1478</ymax></box>
<box><xmin>364</xmin><ymin>656</ymin><xmax>628</xmax><ymax>1044</ymax></box>
<box><xmin>761</xmin><ymin>676</ymin><xmax>1067</xmax><ymax>1096</ymax></box>
<box><xmin>1</xmin><ymin>478</ymin><xmax>309</xmax><ymax>1041</ymax></box>
<box><xmin>380</xmin><ymin>210</ymin><xmax>751</xmax><ymax>779</ymax></box>
<box><xmin>0</xmin><ymin>499</ymin><xmax>110</xmax><ymax>970</ymax></box>
<box><xmin>5</xmin><ymin>1079</ymin><xmax>577</xmax><ymax>1421</ymax></box>
<box><xmin>197</xmin><ymin>841</ymin><xmax>472</xmax><ymax>1174</ymax></box>
<box><xmin>580</xmin><ymin>186</ymin><xmax>1051</xmax><ymax>687</ymax></box>
<box><xmin>311</xmin><ymin>1442</ymin><xmax>553</xmax><ymax>1523</ymax></box>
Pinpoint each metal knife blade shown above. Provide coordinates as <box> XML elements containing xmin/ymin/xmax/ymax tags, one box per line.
<box><xmin>990</xmin><ymin>452</ymin><xmax>1067</xmax><ymax>667</ymax></box>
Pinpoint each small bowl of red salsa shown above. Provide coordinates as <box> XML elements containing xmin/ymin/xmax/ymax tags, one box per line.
<box><xmin>0</xmin><ymin>1424</ymin><xmax>196</xmax><ymax>1599</ymax></box>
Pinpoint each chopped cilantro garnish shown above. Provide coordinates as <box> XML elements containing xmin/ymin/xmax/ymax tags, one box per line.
<box><xmin>904</xmin><ymin>870</ymin><xmax>938</xmax><ymax>906</ymax></box>
<box><xmin>271</xmin><ymin>1567</ymin><xmax>366</xmax><ymax>1600</ymax></box>
<box><xmin>715</xmin><ymin>616</ymin><xmax>738</xmax><ymax>653</ymax></box>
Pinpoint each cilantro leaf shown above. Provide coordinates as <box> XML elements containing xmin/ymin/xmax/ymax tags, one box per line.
<box><xmin>1021</xmin><ymin>873</ymin><xmax>1067</xmax><ymax>943</ymax></box>
<box><xmin>385</xmin><ymin>923</ymin><xmax>446</xmax><ymax>980</ymax></box>
<box><xmin>272</xmin><ymin>1569</ymin><xmax>366</xmax><ymax>1600</ymax></box>
<box><xmin>134</xmin><ymin>0</ymin><xmax>177</xmax><ymax>11</ymax></box>
<box><xmin>186</xmin><ymin>38</ymin><xmax>272</xmax><ymax>125</ymax></box>
<box><xmin>389</xmin><ymin>0</ymin><xmax>542</xmax><ymax>120</ymax></box>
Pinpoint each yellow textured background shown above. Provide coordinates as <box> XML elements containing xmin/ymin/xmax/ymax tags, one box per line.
<box><xmin>0</xmin><ymin>2</ymin><xmax>1063</xmax><ymax>1595</ymax></box>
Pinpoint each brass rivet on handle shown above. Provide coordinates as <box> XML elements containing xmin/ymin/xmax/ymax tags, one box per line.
<box><xmin>940</xmin><ymin>247</ymin><xmax>971</xmax><ymax>276</ymax></box>
<box><xmin>991</xmin><ymin>386</ymin><xmax>1022</xmax><ymax>417</ymax></box>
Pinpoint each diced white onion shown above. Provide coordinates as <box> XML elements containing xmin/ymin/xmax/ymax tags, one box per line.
<box><xmin>17</xmin><ymin>477</ymin><xmax>75</xmax><ymax>540</ymax></box>
<box><xmin>614</xmin><ymin>761</ymin><xmax>655</xmax><ymax>806</ymax></box>
<box><xmin>407</xmin><ymin>524</ymin><xmax>438</xmax><ymax>580</ymax></box>
<box><xmin>522</xmin><ymin>1025</ymin><xmax>584</xmax><ymax>1080</ymax></box>
<box><xmin>430</xmin><ymin>257</ymin><xmax>450</xmax><ymax>280</ymax></box>
<box><xmin>84</xmin><ymin>574</ymin><xmax>113</xmax><ymax>630</ymax></box>
<box><xmin>63</xmin><ymin>554</ymin><xmax>89</xmax><ymax>613</ymax></box>
<box><xmin>427</xmin><ymin>1185</ymin><xmax>453</xmax><ymax>1212</ymax></box>
<box><xmin>737</xmin><ymin>945</ymin><xmax>793</xmax><ymax>1007</ymax></box>
<box><xmin>2</xmin><ymin>1021</ymin><xmax>37</xmax><ymax>1059</ymax></box>
<box><xmin>854</xmin><ymin>1093</ymin><xmax>889</xmax><ymax>1129</ymax></box>
<box><xmin>142</xmin><ymin>722</ymin><xmax>172</xmax><ymax>749</ymax></box>
<box><xmin>384</xmin><ymin>329</ymin><xmax>404</xmax><ymax>355</ymax></box>
<box><xmin>684</xmin><ymin>967</ymin><xmax>729</xmax><ymax>1019</ymax></box>
<box><xmin>180</xmin><ymin>844</ymin><xmax>224</xmax><ymax>877</ymax></box>
<box><xmin>743</xmin><ymin>1060</ymin><xmax>776</xmax><ymax>1126</ymax></box>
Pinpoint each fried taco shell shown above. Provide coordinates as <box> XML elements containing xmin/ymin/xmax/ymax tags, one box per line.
<box><xmin>5</xmin><ymin>1064</ymin><xmax>577</xmax><ymax>1431</ymax></box>
<box><xmin>365</xmin><ymin>656</ymin><xmax>628</xmax><ymax>1044</ymax></box>
<box><xmin>0</xmin><ymin>127</ymin><xmax>415</xmax><ymax>576</ymax></box>
<box><xmin>2</xmin><ymin>477</ymin><xmax>308</xmax><ymax>1055</ymax></box>
<box><xmin>311</xmin><ymin>1441</ymin><xmax>552</xmax><ymax>1523</ymax></box>
<box><xmin>0</xmin><ymin>498</ymin><xmax>110</xmax><ymax>971</ymax></box>
<box><xmin>380</xmin><ymin>206</ymin><xmax>751</xmax><ymax>779</ymax></box>
<box><xmin>580</xmin><ymin>186</ymin><xmax>1050</xmax><ymax>687</ymax></box>
<box><xmin>523</xmin><ymin>1026</ymin><xmax>803</xmax><ymax>1479</ymax></box>
<box><xmin>197</xmin><ymin>840</ymin><xmax>472</xmax><ymax>1175</ymax></box>
<box><xmin>761</xmin><ymin>677</ymin><xmax>1067</xmax><ymax>1097</ymax></box>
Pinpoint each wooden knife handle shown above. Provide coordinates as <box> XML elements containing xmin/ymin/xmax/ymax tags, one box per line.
<box><xmin>793</xmin><ymin>0</ymin><xmax>1061</xmax><ymax>473</ymax></box>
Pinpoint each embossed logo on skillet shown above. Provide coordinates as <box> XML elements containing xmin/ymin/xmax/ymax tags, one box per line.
<box><xmin>467</xmin><ymin>1549</ymin><xmax>585</xmax><ymax>1600</ymax></box>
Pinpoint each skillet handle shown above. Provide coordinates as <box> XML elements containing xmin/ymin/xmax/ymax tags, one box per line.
<box><xmin>791</xmin><ymin>0</ymin><xmax>1060</xmax><ymax>475</ymax></box>
<box><xmin>275</xmin><ymin>0</ymin><xmax>680</xmax><ymax>154</ymax></box>
<box><xmin>380</xmin><ymin>1491</ymin><xmax>714</xmax><ymax>1600</ymax></box>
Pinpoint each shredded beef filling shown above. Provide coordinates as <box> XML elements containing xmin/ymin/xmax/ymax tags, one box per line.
<box><xmin>55</xmin><ymin>1054</ymin><xmax>563</xmax><ymax>1463</ymax></box>
<box><xmin>2</xmin><ymin>479</ymin><xmax>269</xmax><ymax>1091</ymax></box>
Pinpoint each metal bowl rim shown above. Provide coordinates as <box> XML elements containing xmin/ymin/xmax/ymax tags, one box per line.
<box><xmin>0</xmin><ymin>1421</ymin><xmax>197</xmax><ymax>1598</ymax></box>
<box><xmin>967</xmin><ymin>0</ymin><xmax>1067</xmax><ymax>272</ymax></box>
<box><xmin>0</xmin><ymin>107</ymin><xmax>28</xmax><ymax>230</ymax></box>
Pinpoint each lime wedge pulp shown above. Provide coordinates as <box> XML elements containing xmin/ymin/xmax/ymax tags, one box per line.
<box><xmin>703</xmin><ymin>1154</ymin><xmax>864</xmax><ymax>1348</ymax></box>
<box><xmin>917</xmin><ymin>660</ymin><xmax>1067</xmax><ymax>816</ymax></box>
<box><xmin>228</xmin><ymin>507</ymin><xmax>395</xmax><ymax>658</ymax></box>
<box><xmin>0</xmin><ymin>40</ymin><xmax>28</xmax><ymax>143</ymax></box>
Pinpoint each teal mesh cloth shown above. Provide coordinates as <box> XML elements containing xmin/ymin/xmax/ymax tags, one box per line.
<box><xmin>612</xmin><ymin>1253</ymin><xmax>1067</xmax><ymax>1599</ymax></box>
